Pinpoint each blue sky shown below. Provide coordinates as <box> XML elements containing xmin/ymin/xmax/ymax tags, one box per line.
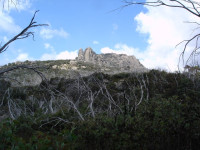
<box><xmin>0</xmin><ymin>0</ymin><xmax>198</xmax><ymax>71</ymax></box>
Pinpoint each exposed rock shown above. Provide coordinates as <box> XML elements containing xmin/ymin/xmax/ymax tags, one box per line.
<box><xmin>77</xmin><ymin>48</ymin><xmax>84</xmax><ymax>61</ymax></box>
<box><xmin>70</xmin><ymin>60</ymin><xmax>77</xmax><ymax>65</ymax></box>
<box><xmin>52</xmin><ymin>65</ymin><xmax>58</xmax><ymax>69</ymax></box>
<box><xmin>81</xmin><ymin>66</ymin><xmax>86</xmax><ymax>69</ymax></box>
<box><xmin>72</xmin><ymin>66</ymin><xmax>78</xmax><ymax>70</ymax></box>
<box><xmin>3</xmin><ymin>47</ymin><xmax>148</xmax><ymax>87</ymax></box>
<box><xmin>84</xmin><ymin>47</ymin><xmax>96</xmax><ymax>62</ymax></box>
<box><xmin>15</xmin><ymin>61</ymin><xmax>22</xmax><ymax>65</ymax></box>
<box><xmin>76</xmin><ymin>47</ymin><xmax>147</xmax><ymax>72</ymax></box>
<box><xmin>60</xmin><ymin>66</ymin><xmax>67</xmax><ymax>70</ymax></box>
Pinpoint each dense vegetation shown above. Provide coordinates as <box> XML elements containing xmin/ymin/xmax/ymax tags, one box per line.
<box><xmin>0</xmin><ymin>70</ymin><xmax>200</xmax><ymax>149</ymax></box>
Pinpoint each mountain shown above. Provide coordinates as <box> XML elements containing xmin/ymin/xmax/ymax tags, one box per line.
<box><xmin>1</xmin><ymin>49</ymin><xmax>200</xmax><ymax>149</ymax></box>
<box><xmin>1</xmin><ymin>47</ymin><xmax>147</xmax><ymax>87</ymax></box>
<box><xmin>76</xmin><ymin>47</ymin><xmax>146</xmax><ymax>72</ymax></box>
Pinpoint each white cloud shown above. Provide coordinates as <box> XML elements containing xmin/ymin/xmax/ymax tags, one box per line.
<box><xmin>41</xmin><ymin>43</ymin><xmax>77</xmax><ymax>60</ymax></box>
<box><xmin>101</xmin><ymin>44</ymin><xmax>139</xmax><ymax>56</ymax></box>
<box><xmin>101</xmin><ymin>43</ymin><xmax>181</xmax><ymax>71</ymax></box>
<box><xmin>0</xmin><ymin>12</ymin><xmax>21</xmax><ymax>33</ymax></box>
<box><xmin>93</xmin><ymin>41</ymin><xmax>99</xmax><ymax>45</ymax></box>
<box><xmin>40</xmin><ymin>28</ymin><xmax>69</xmax><ymax>39</ymax></box>
<box><xmin>41</xmin><ymin>53</ymin><xmax>56</xmax><ymax>60</ymax></box>
<box><xmin>41</xmin><ymin>50</ymin><xmax>78</xmax><ymax>60</ymax></box>
<box><xmin>0</xmin><ymin>49</ymin><xmax>32</xmax><ymax>65</ymax></box>
<box><xmin>131</xmin><ymin>1</ymin><xmax>199</xmax><ymax>71</ymax></box>
<box><xmin>56</xmin><ymin>50</ymin><xmax>78</xmax><ymax>60</ymax></box>
<box><xmin>16</xmin><ymin>53</ymin><xmax>29</xmax><ymax>61</ymax></box>
<box><xmin>0</xmin><ymin>0</ymin><xmax>31</xmax><ymax>51</ymax></box>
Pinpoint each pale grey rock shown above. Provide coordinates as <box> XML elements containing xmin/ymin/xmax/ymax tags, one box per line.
<box><xmin>52</xmin><ymin>65</ymin><xmax>58</xmax><ymax>69</ymax></box>
<box><xmin>70</xmin><ymin>60</ymin><xmax>77</xmax><ymax>65</ymax></box>
<box><xmin>77</xmin><ymin>48</ymin><xmax>84</xmax><ymax>61</ymax></box>
<box><xmin>84</xmin><ymin>47</ymin><xmax>96</xmax><ymax>62</ymax></box>
<box><xmin>76</xmin><ymin>47</ymin><xmax>147</xmax><ymax>73</ymax></box>
<box><xmin>5</xmin><ymin>47</ymin><xmax>148</xmax><ymax>87</ymax></box>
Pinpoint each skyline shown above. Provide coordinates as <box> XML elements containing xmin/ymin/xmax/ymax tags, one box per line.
<box><xmin>0</xmin><ymin>0</ymin><xmax>198</xmax><ymax>71</ymax></box>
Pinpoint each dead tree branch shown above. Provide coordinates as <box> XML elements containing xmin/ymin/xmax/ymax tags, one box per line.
<box><xmin>0</xmin><ymin>65</ymin><xmax>48</xmax><ymax>82</ymax></box>
<box><xmin>123</xmin><ymin>0</ymin><xmax>200</xmax><ymax>17</ymax></box>
<box><xmin>122</xmin><ymin>0</ymin><xmax>200</xmax><ymax>67</ymax></box>
<box><xmin>1</xmin><ymin>0</ymin><xmax>18</xmax><ymax>10</ymax></box>
<box><xmin>0</xmin><ymin>10</ymin><xmax>49</xmax><ymax>85</ymax></box>
<box><xmin>0</xmin><ymin>10</ymin><xmax>48</xmax><ymax>54</ymax></box>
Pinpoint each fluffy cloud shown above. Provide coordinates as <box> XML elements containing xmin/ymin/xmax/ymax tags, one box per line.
<box><xmin>101</xmin><ymin>44</ymin><xmax>139</xmax><ymax>56</ymax></box>
<box><xmin>0</xmin><ymin>12</ymin><xmax>21</xmax><ymax>33</ymax></box>
<box><xmin>0</xmin><ymin>0</ymin><xmax>31</xmax><ymax>37</ymax></box>
<box><xmin>113</xmin><ymin>1</ymin><xmax>199</xmax><ymax>71</ymax></box>
<box><xmin>41</xmin><ymin>50</ymin><xmax>78</xmax><ymax>60</ymax></box>
<box><xmin>56</xmin><ymin>51</ymin><xmax>78</xmax><ymax>60</ymax></box>
<box><xmin>40</xmin><ymin>28</ymin><xmax>69</xmax><ymax>39</ymax></box>
<box><xmin>40</xmin><ymin>53</ymin><xmax>55</xmax><ymax>60</ymax></box>
<box><xmin>134</xmin><ymin>4</ymin><xmax>198</xmax><ymax>70</ymax></box>
<box><xmin>14</xmin><ymin>50</ymin><xmax>34</xmax><ymax>62</ymax></box>
<box><xmin>101</xmin><ymin>43</ymin><xmax>181</xmax><ymax>71</ymax></box>
<box><xmin>16</xmin><ymin>53</ymin><xmax>30</xmax><ymax>61</ymax></box>
<box><xmin>41</xmin><ymin>43</ymin><xmax>77</xmax><ymax>60</ymax></box>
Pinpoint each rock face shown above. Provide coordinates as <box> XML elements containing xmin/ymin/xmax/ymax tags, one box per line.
<box><xmin>3</xmin><ymin>47</ymin><xmax>148</xmax><ymax>87</ymax></box>
<box><xmin>77</xmin><ymin>48</ymin><xmax>84</xmax><ymax>61</ymax></box>
<box><xmin>76</xmin><ymin>47</ymin><xmax>147</xmax><ymax>72</ymax></box>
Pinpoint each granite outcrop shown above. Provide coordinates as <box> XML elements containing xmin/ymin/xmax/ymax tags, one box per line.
<box><xmin>2</xmin><ymin>47</ymin><xmax>148</xmax><ymax>87</ymax></box>
<box><xmin>76</xmin><ymin>47</ymin><xmax>147</xmax><ymax>72</ymax></box>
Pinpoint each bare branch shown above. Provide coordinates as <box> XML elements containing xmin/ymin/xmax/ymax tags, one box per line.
<box><xmin>122</xmin><ymin>0</ymin><xmax>200</xmax><ymax>68</ymax></box>
<box><xmin>0</xmin><ymin>65</ymin><xmax>48</xmax><ymax>85</ymax></box>
<box><xmin>176</xmin><ymin>33</ymin><xmax>200</xmax><ymax>65</ymax></box>
<box><xmin>0</xmin><ymin>10</ymin><xmax>48</xmax><ymax>54</ymax></box>
<box><xmin>122</xmin><ymin>0</ymin><xmax>200</xmax><ymax>17</ymax></box>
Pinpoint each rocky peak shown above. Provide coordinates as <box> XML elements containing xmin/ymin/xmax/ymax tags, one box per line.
<box><xmin>3</xmin><ymin>47</ymin><xmax>148</xmax><ymax>87</ymax></box>
<box><xmin>77</xmin><ymin>48</ymin><xmax>84</xmax><ymax>61</ymax></box>
<box><xmin>77</xmin><ymin>47</ymin><xmax>96</xmax><ymax>62</ymax></box>
<box><xmin>84</xmin><ymin>47</ymin><xmax>96</xmax><ymax>62</ymax></box>
<box><xmin>76</xmin><ymin>47</ymin><xmax>147</xmax><ymax>72</ymax></box>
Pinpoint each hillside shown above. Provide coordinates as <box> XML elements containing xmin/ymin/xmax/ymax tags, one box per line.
<box><xmin>1</xmin><ymin>47</ymin><xmax>147</xmax><ymax>87</ymax></box>
<box><xmin>0</xmin><ymin>50</ymin><xmax>200</xmax><ymax>149</ymax></box>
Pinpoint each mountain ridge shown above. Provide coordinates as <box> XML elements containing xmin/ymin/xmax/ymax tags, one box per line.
<box><xmin>1</xmin><ymin>47</ymin><xmax>148</xmax><ymax>87</ymax></box>
<box><xmin>76</xmin><ymin>47</ymin><xmax>146</xmax><ymax>72</ymax></box>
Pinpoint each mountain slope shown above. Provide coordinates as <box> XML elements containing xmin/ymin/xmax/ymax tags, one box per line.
<box><xmin>1</xmin><ymin>47</ymin><xmax>147</xmax><ymax>87</ymax></box>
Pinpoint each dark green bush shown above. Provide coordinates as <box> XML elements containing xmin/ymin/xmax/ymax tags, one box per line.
<box><xmin>0</xmin><ymin>70</ymin><xmax>200</xmax><ymax>149</ymax></box>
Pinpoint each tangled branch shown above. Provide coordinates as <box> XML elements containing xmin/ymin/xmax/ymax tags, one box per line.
<box><xmin>123</xmin><ymin>0</ymin><xmax>200</xmax><ymax>17</ymax></box>
<box><xmin>0</xmin><ymin>65</ymin><xmax>48</xmax><ymax>82</ymax></box>
<box><xmin>0</xmin><ymin>10</ymin><xmax>48</xmax><ymax>54</ymax></box>
<box><xmin>122</xmin><ymin>0</ymin><xmax>200</xmax><ymax>67</ymax></box>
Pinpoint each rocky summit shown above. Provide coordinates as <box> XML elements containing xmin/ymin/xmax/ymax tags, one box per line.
<box><xmin>76</xmin><ymin>47</ymin><xmax>147</xmax><ymax>72</ymax></box>
<box><xmin>2</xmin><ymin>47</ymin><xmax>147</xmax><ymax>87</ymax></box>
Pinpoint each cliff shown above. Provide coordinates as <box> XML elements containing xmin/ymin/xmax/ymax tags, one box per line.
<box><xmin>76</xmin><ymin>47</ymin><xmax>147</xmax><ymax>72</ymax></box>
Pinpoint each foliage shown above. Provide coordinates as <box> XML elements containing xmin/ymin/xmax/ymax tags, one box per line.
<box><xmin>0</xmin><ymin>70</ymin><xmax>200</xmax><ymax>149</ymax></box>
